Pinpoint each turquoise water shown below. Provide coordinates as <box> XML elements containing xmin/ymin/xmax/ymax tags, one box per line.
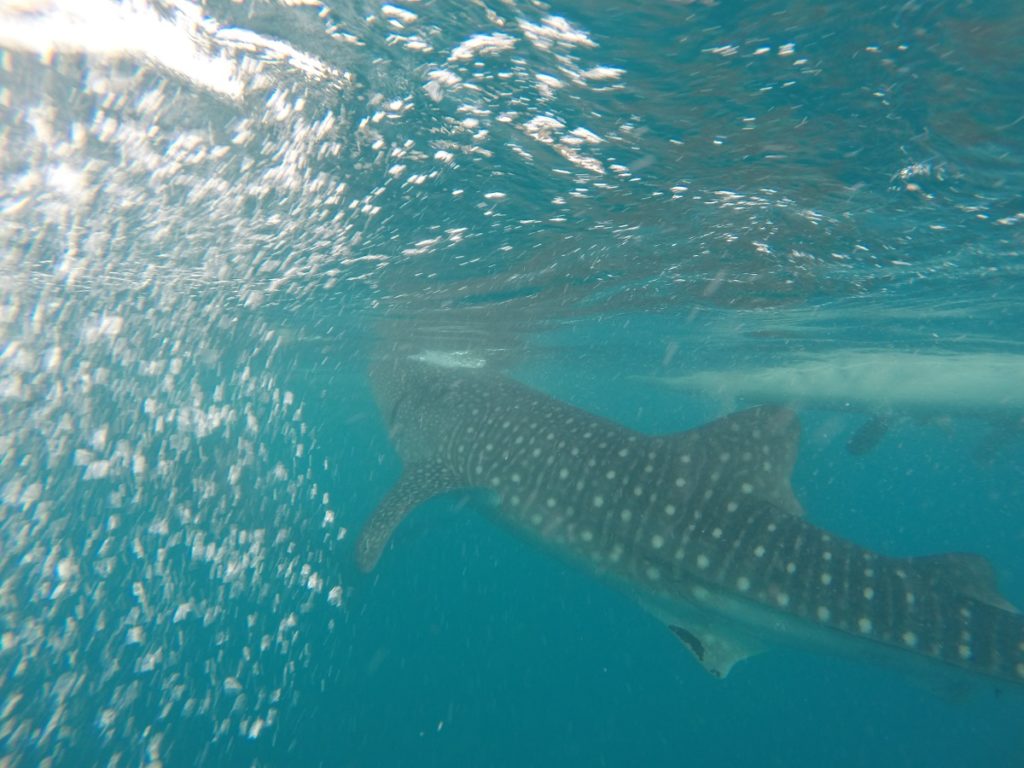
<box><xmin>1</xmin><ymin>0</ymin><xmax>1022</xmax><ymax>765</ymax></box>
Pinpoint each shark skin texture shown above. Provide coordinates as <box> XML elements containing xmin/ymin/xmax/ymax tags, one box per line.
<box><xmin>357</xmin><ymin>356</ymin><xmax>1024</xmax><ymax>689</ymax></box>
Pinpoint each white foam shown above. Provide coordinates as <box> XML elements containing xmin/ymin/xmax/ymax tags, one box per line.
<box><xmin>0</xmin><ymin>0</ymin><xmax>342</xmax><ymax>99</ymax></box>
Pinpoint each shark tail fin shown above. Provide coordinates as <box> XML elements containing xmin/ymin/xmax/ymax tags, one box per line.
<box><xmin>910</xmin><ymin>552</ymin><xmax>1020</xmax><ymax>613</ymax></box>
<box><xmin>356</xmin><ymin>461</ymin><xmax>457</xmax><ymax>572</ymax></box>
<box><xmin>666</xmin><ymin>406</ymin><xmax>804</xmax><ymax>517</ymax></box>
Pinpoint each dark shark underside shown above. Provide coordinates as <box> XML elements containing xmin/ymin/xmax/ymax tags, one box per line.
<box><xmin>357</xmin><ymin>357</ymin><xmax>1024</xmax><ymax>689</ymax></box>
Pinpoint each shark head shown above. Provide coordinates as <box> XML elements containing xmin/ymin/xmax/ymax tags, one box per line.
<box><xmin>369</xmin><ymin>357</ymin><xmax>470</xmax><ymax>464</ymax></box>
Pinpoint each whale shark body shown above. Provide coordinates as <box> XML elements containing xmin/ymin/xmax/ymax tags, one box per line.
<box><xmin>358</xmin><ymin>357</ymin><xmax>1024</xmax><ymax>688</ymax></box>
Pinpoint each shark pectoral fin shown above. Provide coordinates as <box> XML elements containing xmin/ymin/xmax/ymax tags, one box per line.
<box><xmin>910</xmin><ymin>553</ymin><xmax>1020</xmax><ymax>613</ymax></box>
<box><xmin>666</xmin><ymin>406</ymin><xmax>804</xmax><ymax>517</ymax></box>
<box><xmin>668</xmin><ymin>624</ymin><xmax>763</xmax><ymax>679</ymax></box>
<box><xmin>356</xmin><ymin>462</ymin><xmax>458</xmax><ymax>573</ymax></box>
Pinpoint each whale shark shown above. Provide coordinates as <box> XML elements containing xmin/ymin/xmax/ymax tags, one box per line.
<box><xmin>357</xmin><ymin>355</ymin><xmax>1024</xmax><ymax>688</ymax></box>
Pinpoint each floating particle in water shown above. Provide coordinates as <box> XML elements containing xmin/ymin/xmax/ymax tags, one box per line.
<box><xmin>327</xmin><ymin>586</ymin><xmax>344</xmax><ymax>607</ymax></box>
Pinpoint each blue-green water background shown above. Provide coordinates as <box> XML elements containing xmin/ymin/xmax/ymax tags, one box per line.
<box><xmin>1</xmin><ymin>0</ymin><xmax>1023</xmax><ymax>765</ymax></box>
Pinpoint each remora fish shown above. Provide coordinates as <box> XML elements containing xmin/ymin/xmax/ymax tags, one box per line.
<box><xmin>358</xmin><ymin>357</ymin><xmax>1024</xmax><ymax>688</ymax></box>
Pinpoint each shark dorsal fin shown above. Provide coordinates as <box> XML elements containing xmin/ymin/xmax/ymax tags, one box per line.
<box><xmin>356</xmin><ymin>461</ymin><xmax>458</xmax><ymax>572</ymax></box>
<box><xmin>664</xmin><ymin>406</ymin><xmax>804</xmax><ymax>517</ymax></box>
<box><xmin>910</xmin><ymin>553</ymin><xmax>1019</xmax><ymax>613</ymax></box>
